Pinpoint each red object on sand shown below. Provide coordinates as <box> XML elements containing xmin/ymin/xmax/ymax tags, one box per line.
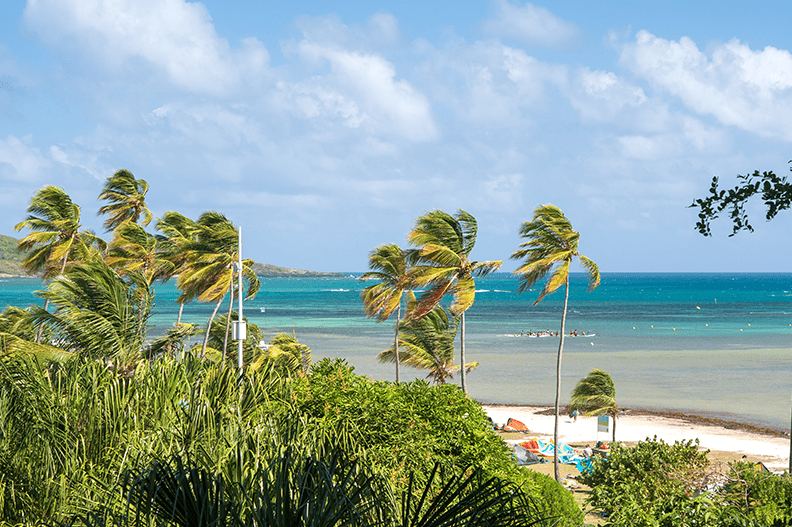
<box><xmin>519</xmin><ymin>439</ymin><xmax>541</xmax><ymax>452</ymax></box>
<box><xmin>502</xmin><ymin>417</ymin><xmax>529</xmax><ymax>432</ymax></box>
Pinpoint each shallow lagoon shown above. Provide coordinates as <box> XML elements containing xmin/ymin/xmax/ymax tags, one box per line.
<box><xmin>2</xmin><ymin>273</ymin><xmax>791</xmax><ymax>430</ymax></box>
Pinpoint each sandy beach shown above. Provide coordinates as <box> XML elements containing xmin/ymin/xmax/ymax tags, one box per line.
<box><xmin>484</xmin><ymin>405</ymin><xmax>791</xmax><ymax>472</ymax></box>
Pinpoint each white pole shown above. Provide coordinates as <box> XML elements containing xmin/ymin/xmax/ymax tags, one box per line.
<box><xmin>238</xmin><ymin>225</ymin><xmax>244</xmax><ymax>372</ymax></box>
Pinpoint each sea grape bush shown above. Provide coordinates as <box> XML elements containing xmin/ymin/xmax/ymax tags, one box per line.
<box><xmin>291</xmin><ymin>358</ymin><xmax>584</xmax><ymax>526</ymax></box>
<box><xmin>580</xmin><ymin>437</ymin><xmax>792</xmax><ymax>526</ymax></box>
<box><xmin>721</xmin><ymin>461</ymin><xmax>792</xmax><ymax>525</ymax></box>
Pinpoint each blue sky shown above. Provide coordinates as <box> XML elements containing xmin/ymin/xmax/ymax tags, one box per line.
<box><xmin>2</xmin><ymin>0</ymin><xmax>792</xmax><ymax>272</ymax></box>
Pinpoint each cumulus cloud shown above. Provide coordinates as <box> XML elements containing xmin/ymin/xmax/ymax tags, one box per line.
<box><xmin>23</xmin><ymin>0</ymin><xmax>269</xmax><ymax>95</ymax></box>
<box><xmin>620</xmin><ymin>30</ymin><xmax>792</xmax><ymax>141</ymax></box>
<box><xmin>283</xmin><ymin>41</ymin><xmax>436</xmax><ymax>141</ymax></box>
<box><xmin>423</xmin><ymin>40</ymin><xmax>565</xmax><ymax>127</ymax></box>
<box><xmin>483</xmin><ymin>0</ymin><xmax>580</xmax><ymax>48</ymax></box>
<box><xmin>0</xmin><ymin>135</ymin><xmax>50</xmax><ymax>183</ymax></box>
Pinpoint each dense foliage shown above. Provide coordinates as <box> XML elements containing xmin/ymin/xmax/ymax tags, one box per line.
<box><xmin>0</xmin><ymin>354</ymin><xmax>582</xmax><ymax>526</ymax></box>
<box><xmin>580</xmin><ymin>437</ymin><xmax>792</xmax><ymax>526</ymax></box>
<box><xmin>1</xmin><ymin>179</ymin><xmax>588</xmax><ymax>525</ymax></box>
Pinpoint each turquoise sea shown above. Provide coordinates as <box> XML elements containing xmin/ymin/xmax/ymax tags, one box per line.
<box><xmin>2</xmin><ymin>273</ymin><xmax>791</xmax><ymax>430</ymax></box>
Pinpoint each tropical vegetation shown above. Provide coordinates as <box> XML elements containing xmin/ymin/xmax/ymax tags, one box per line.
<box><xmin>406</xmin><ymin>209</ymin><xmax>502</xmax><ymax>395</ymax></box>
<box><xmin>511</xmin><ymin>204</ymin><xmax>600</xmax><ymax>482</ymax></box>
<box><xmin>569</xmin><ymin>368</ymin><xmax>619</xmax><ymax>442</ymax></box>
<box><xmin>1</xmin><ymin>179</ymin><xmax>590</xmax><ymax>526</ymax></box>
<box><xmin>377</xmin><ymin>292</ymin><xmax>463</xmax><ymax>385</ymax></box>
<box><xmin>580</xmin><ymin>437</ymin><xmax>792</xmax><ymax>526</ymax></box>
<box><xmin>360</xmin><ymin>244</ymin><xmax>415</xmax><ymax>382</ymax></box>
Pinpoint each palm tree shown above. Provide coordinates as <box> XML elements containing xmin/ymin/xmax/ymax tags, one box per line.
<box><xmin>155</xmin><ymin>211</ymin><xmax>199</xmax><ymax>324</ymax></box>
<box><xmin>253</xmin><ymin>332</ymin><xmax>312</xmax><ymax>374</ymax></box>
<box><xmin>30</xmin><ymin>259</ymin><xmax>152</xmax><ymax>370</ymax></box>
<box><xmin>360</xmin><ymin>244</ymin><xmax>415</xmax><ymax>382</ymax></box>
<box><xmin>407</xmin><ymin>209</ymin><xmax>502</xmax><ymax>395</ymax></box>
<box><xmin>511</xmin><ymin>204</ymin><xmax>600</xmax><ymax>482</ymax></box>
<box><xmin>378</xmin><ymin>293</ymin><xmax>467</xmax><ymax>385</ymax></box>
<box><xmin>105</xmin><ymin>222</ymin><xmax>175</xmax><ymax>284</ymax></box>
<box><xmin>14</xmin><ymin>186</ymin><xmax>105</xmax><ymax>342</ymax></box>
<box><xmin>97</xmin><ymin>169</ymin><xmax>153</xmax><ymax>231</ymax></box>
<box><xmin>570</xmin><ymin>369</ymin><xmax>619</xmax><ymax>442</ymax></box>
<box><xmin>177</xmin><ymin>212</ymin><xmax>259</xmax><ymax>358</ymax></box>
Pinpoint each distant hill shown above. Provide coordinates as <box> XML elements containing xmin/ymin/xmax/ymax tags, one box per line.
<box><xmin>249</xmin><ymin>262</ymin><xmax>344</xmax><ymax>278</ymax></box>
<box><xmin>0</xmin><ymin>234</ymin><xmax>342</xmax><ymax>278</ymax></box>
<box><xmin>0</xmin><ymin>235</ymin><xmax>26</xmax><ymax>276</ymax></box>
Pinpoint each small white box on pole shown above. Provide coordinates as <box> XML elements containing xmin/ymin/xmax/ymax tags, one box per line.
<box><xmin>232</xmin><ymin>321</ymin><xmax>247</xmax><ymax>341</ymax></box>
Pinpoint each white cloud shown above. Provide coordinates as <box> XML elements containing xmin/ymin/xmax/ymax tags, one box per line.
<box><xmin>423</xmin><ymin>40</ymin><xmax>565</xmax><ymax>126</ymax></box>
<box><xmin>620</xmin><ymin>30</ymin><xmax>792</xmax><ymax>141</ymax></box>
<box><xmin>483</xmin><ymin>0</ymin><xmax>580</xmax><ymax>48</ymax></box>
<box><xmin>23</xmin><ymin>0</ymin><xmax>269</xmax><ymax>95</ymax></box>
<box><xmin>284</xmin><ymin>41</ymin><xmax>437</xmax><ymax>141</ymax></box>
<box><xmin>0</xmin><ymin>135</ymin><xmax>50</xmax><ymax>183</ymax></box>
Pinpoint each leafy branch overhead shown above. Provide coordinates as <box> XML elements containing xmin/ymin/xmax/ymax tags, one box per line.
<box><xmin>690</xmin><ymin>162</ymin><xmax>792</xmax><ymax>236</ymax></box>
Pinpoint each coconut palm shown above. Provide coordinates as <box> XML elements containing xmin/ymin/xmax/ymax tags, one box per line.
<box><xmin>97</xmin><ymin>169</ymin><xmax>153</xmax><ymax>231</ymax></box>
<box><xmin>106</xmin><ymin>222</ymin><xmax>175</xmax><ymax>284</ymax></box>
<box><xmin>570</xmin><ymin>369</ymin><xmax>619</xmax><ymax>442</ymax></box>
<box><xmin>15</xmin><ymin>186</ymin><xmax>105</xmax><ymax>342</ymax></box>
<box><xmin>178</xmin><ymin>212</ymin><xmax>259</xmax><ymax>358</ymax></box>
<box><xmin>407</xmin><ymin>209</ymin><xmax>502</xmax><ymax>395</ymax></box>
<box><xmin>30</xmin><ymin>259</ymin><xmax>152</xmax><ymax>370</ymax></box>
<box><xmin>253</xmin><ymin>332</ymin><xmax>312</xmax><ymax>375</ymax></box>
<box><xmin>378</xmin><ymin>294</ymin><xmax>467</xmax><ymax>385</ymax></box>
<box><xmin>156</xmin><ymin>211</ymin><xmax>200</xmax><ymax>324</ymax></box>
<box><xmin>360</xmin><ymin>244</ymin><xmax>416</xmax><ymax>382</ymax></box>
<box><xmin>511</xmin><ymin>204</ymin><xmax>600</xmax><ymax>482</ymax></box>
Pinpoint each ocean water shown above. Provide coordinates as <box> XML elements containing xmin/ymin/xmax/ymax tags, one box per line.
<box><xmin>2</xmin><ymin>273</ymin><xmax>791</xmax><ymax>430</ymax></box>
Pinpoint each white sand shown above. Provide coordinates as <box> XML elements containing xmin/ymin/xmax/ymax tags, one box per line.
<box><xmin>484</xmin><ymin>405</ymin><xmax>791</xmax><ymax>472</ymax></box>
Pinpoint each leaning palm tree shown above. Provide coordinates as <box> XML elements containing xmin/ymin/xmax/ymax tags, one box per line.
<box><xmin>106</xmin><ymin>222</ymin><xmax>175</xmax><ymax>284</ymax></box>
<box><xmin>30</xmin><ymin>259</ymin><xmax>152</xmax><ymax>370</ymax></box>
<box><xmin>360</xmin><ymin>244</ymin><xmax>416</xmax><ymax>382</ymax></box>
<box><xmin>156</xmin><ymin>211</ymin><xmax>199</xmax><ymax>324</ymax></box>
<box><xmin>511</xmin><ymin>204</ymin><xmax>600</xmax><ymax>482</ymax></box>
<box><xmin>253</xmin><ymin>332</ymin><xmax>312</xmax><ymax>375</ymax></box>
<box><xmin>14</xmin><ymin>186</ymin><xmax>105</xmax><ymax>342</ymax></box>
<box><xmin>178</xmin><ymin>212</ymin><xmax>259</xmax><ymax>358</ymax></box>
<box><xmin>407</xmin><ymin>209</ymin><xmax>502</xmax><ymax>395</ymax></box>
<box><xmin>378</xmin><ymin>293</ymin><xmax>467</xmax><ymax>385</ymax></box>
<box><xmin>97</xmin><ymin>169</ymin><xmax>153</xmax><ymax>231</ymax></box>
<box><xmin>570</xmin><ymin>369</ymin><xmax>619</xmax><ymax>442</ymax></box>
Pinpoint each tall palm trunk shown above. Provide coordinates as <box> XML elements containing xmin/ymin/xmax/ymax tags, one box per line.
<box><xmin>553</xmin><ymin>278</ymin><xmax>570</xmax><ymax>483</ymax></box>
<box><xmin>394</xmin><ymin>303</ymin><xmax>400</xmax><ymax>383</ymax></box>
<box><xmin>222</xmin><ymin>283</ymin><xmax>234</xmax><ymax>364</ymax></box>
<box><xmin>176</xmin><ymin>302</ymin><xmax>184</xmax><ymax>325</ymax></box>
<box><xmin>201</xmin><ymin>294</ymin><xmax>225</xmax><ymax>358</ymax></box>
<box><xmin>612</xmin><ymin>412</ymin><xmax>617</xmax><ymax>443</ymax></box>
<box><xmin>460</xmin><ymin>311</ymin><xmax>467</xmax><ymax>395</ymax></box>
<box><xmin>36</xmin><ymin>248</ymin><xmax>72</xmax><ymax>343</ymax></box>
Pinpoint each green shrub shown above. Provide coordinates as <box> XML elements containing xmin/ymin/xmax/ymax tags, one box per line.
<box><xmin>722</xmin><ymin>461</ymin><xmax>792</xmax><ymax>525</ymax></box>
<box><xmin>579</xmin><ymin>437</ymin><xmax>713</xmax><ymax>526</ymax></box>
<box><xmin>292</xmin><ymin>358</ymin><xmax>584</xmax><ymax>525</ymax></box>
<box><xmin>521</xmin><ymin>470</ymin><xmax>584</xmax><ymax>527</ymax></box>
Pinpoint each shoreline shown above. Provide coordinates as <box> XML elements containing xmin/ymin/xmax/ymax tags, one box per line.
<box><xmin>479</xmin><ymin>401</ymin><xmax>789</xmax><ymax>437</ymax></box>
<box><xmin>483</xmin><ymin>404</ymin><xmax>791</xmax><ymax>472</ymax></box>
